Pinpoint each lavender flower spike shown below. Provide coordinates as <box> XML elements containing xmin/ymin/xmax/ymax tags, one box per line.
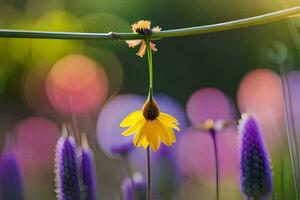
<box><xmin>80</xmin><ymin>134</ymin><xmax>97</xmax><ymax>200</ymax></box>
<box><xmin>121</xmin><ymin>172</ymin><xmax>147</xmax><ymax>200</ymax></box>
<box><xmin>55</xmin><ymin>125</ymin><xmax>81</xmax><ymax>200</ymax></box>
<box><xmin>239</xmin><ymin>114</ymin><xmax>272</xmax><ymax>200</ymax></box>
<box><xmin>0</xmin><ymin>138</ymin><xmax>24</xmax><ymax>200</ymax></box>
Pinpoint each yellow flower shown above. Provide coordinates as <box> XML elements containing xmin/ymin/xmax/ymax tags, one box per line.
<box><xmin>120</xmin><ymin>99</ymin><xmax>179</xmax><ymax>151</ymax></box>
<box><xmin>126</xmin><ymin>20</ymin><xmax>161</xmax><ymax>58</ymax></box>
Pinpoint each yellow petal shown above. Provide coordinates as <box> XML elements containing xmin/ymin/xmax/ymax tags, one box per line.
<box><xmin>133</xmin><ymin>122</ymin><xmax>146</xmax><ymax>146</ymax></box>
<box><xmin>136</xmin><ymin>42</ymin><xmax>147</xmax><ymax>57</ymax></box>
<box><xmin>156</xmin><ymin>121</ymin><xmax>173</xmax><ymax>146</ymax></box>
<box><xmin>160</xmin><ymin>121</ymin><xmax>176</xmax><ymax>145</ymax></box>
<box><xmin>152</xmin><ymin>26</ymin><xmax>161</xmax><ymax>32</ymax></box>
<box><xmin>120</xmin><ymin>110</ymin><xmax>143</xmax><ymax>127</ymax></box>
<box><xmin>150</xmin><ymin>42</ymin><xmax>158</xmax><ymax>52</ymax></box>
<box><xmin>126</xmin><ymin>40</ymin><xmax>142</xmax><ymax>48</ymax></box>
<box><xmin>158</xmin><ymin>114</ymin><xmax>180</xmax><ymax>131</ymax></box>
<box><xmin>121</xmin><ymin>118</ymin><xmax>144</xmax><ymax>136</ymax></box>
<box><xmin>160</xmin><ymin>112</ymin><xmax>178</xmax><ymax>123</ymax></box>
<box><xmin>146</xmin><ymin>121</ymin><xmax>160</xmax><ymax>151</ymax></box>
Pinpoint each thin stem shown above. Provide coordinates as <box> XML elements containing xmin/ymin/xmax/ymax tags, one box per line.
<box><xmin>146</xmin><ymin>147</ymin><xmax>151</xmax><ymax>200</ymax></box>
<box><xmin>0</xmin><ymin>7</ymin><xmax>300</xmax><ymax>40</ymax></box>
<box><xmin>278</xmin><ymin>62</ymin><xmax>300</xmax><ymax>200</ymax></box>
<box><xmin>280</xmin><ymin>153</ymin><xmax>284</xmax><ymax>200</ymax></box>
<box><xmin>146</xmin><ymin>37</ymin><xmax>153</xmax><ymax>101</ymax></box>
<box><xmin>123</xmin><ymin>155</ymin><xmax>136</xmax><ymax>200</ymax></box>
<box><xmin>211</xmin><ymin>131</ymin><xmax>219</xmax><ymax>200</ymax></box>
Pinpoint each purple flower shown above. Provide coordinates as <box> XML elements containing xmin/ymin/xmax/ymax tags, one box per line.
<box><xmin>239</xmin><ymin>114</ymin><xmax>272</xmax><ymax>200</ymax></box>
<box><xmin>111</xmin><ymin>142</ymin><xmax>134</xmax><ymax>156</ymax></box>
<box><xmin>55</xmin><ymin>128</ymin><xmax>81</xmax><ymax>200</ymax></box>
<box><xmin>80</xmin><ymin>135</ymin><xmax>97</xmax><ymax>200</ymax></box>
<box><xmin>121</xmin><ymin>172</ymin><xmax>146</xmax><ymax>200</ymax></box>
<box><xmin>0</xmin><ymin>142</ymin><xmax>24</xmax><ymax>200</ymax></box>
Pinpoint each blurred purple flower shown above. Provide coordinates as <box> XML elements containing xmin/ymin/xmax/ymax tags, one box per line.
<box><xmin>121</xmin><ymin>172</ymin><xmax>146</xmax><ymax>200</ymax></box>
<box><xmin>80</xmin><ymin>135</ymin><xmax>97</xmax><ymax>200</ymax></box>
<box><xmin>239</xmin><ymin>114</ymin><xmax>272</xmax><ymax>200</ymax></box>
<box><xmin>55</xmin><ymin>127</ymin><xmax>81</xmax><ymax>200</ymax></box>
<box><xmin>0</xmin><ymin>140</ymin><xmax>24</xmax><ymax>200</ymax></box>
<box><xmin>111</xmin><ymin>142</ymin><xmax>134</xmax><ymax>156</ymax></box>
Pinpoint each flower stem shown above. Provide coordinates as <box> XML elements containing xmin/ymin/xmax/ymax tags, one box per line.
<box><xmin>146</xmin><ymin>37</ymin><xmax>154</xmax><ymax>102</ymax></box>
<box><xmin>0</xmin><ymin>7</ymin><xmax>300</xmax><ymax>40</ymax></box>
<box><xmin>278</xmin><ymin>62</ymin><xmax>300</xmax><ymax>200</ymax></box>
<box><xmin>146</xmin><ymin>147</ymin><xmax>151</xmax><ymax>200</ymax></box>
<box><xmin>210</xmin><ymin>130</ymin><xmax>219</xmax><ymax>200</ymax></box>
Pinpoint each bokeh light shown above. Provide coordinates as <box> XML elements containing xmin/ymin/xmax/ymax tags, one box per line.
<box><xmin>186</xmin><ymin>87</ymin><xmax>236</xmax><ymax>125</ymax></box>
<box><xmin>85</xmin><ymin>47</ymin><xmax>124</xmax><ymax>96</ymax></box>
<box><xmin>96</xmin><ymin>94</ymin><xmax>144</xmax><ymax>158</ymax></box>
<box><xmin>177</xmin><ymin>127</ymin><xmax>239</xmax><ymax>179</ymax></box>
<box><xmin>237</xmin><ymin>68</ymin><xmax>283</xmax><ymax>124</ymax></box>
<box><xmin>31</xmin><ymin>10</ymin><xmax>84</xmax><ymax>64</ymax></box>
<box><xmin>23</xmin><ymin>65</ymin><xmax>55</xmax><ymax>116</ymax></box>
<box><xmin>45</xmin><ymin>54</ymin><xmax>109</xmax><ymax>115</ymax></box>
<box><xmin>237</xmin><ymin>69</ymin><xmax>284</xmax><ymax>149</ymax></box>
<box><xmin>14</xmin><ymin>117</ymin><xmax>59</xmax><ymax>172</ymax></box>
<box><xmin>287</xmin><ymin>71</ymin><xmax>300</xmax><ymax>152</ymax></box>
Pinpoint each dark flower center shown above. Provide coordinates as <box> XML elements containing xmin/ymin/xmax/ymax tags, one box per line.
<box><xmin>136</xmin><ymin>28</ymin><xmax>152</xmax><ymax>35</ymax></box>
<box><xmin>143</xmin><ymin>100</ymin><xmax>159</xmax><ymax>120</ymax></box>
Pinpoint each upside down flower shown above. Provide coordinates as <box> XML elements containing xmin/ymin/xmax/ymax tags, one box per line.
<box><xmin>239</xmin><ymin>114</ymin><xmax>272</xmax><ymax>200</ymax></box>
<box><xmin>126</xmin><ymin>20</ymin><xmax>161</xmax><ymax>57</ymax></box>
<box><xmin>120</xmin><ymin>99</ymin><xmax>180</xmax><ymax>151</ymax></box>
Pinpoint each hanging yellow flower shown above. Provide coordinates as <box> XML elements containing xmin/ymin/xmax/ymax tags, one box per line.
<box><xmin>126</xmin><ymin>20</ymin><xmax>161</xmax><ymax>57</ymax></box>
<box><xmin>120</xmin><ymin>99</ymin><xmax>180</xmax><ymax>151</ymax></box>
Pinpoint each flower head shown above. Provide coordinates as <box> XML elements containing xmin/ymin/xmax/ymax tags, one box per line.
<box><xmin>239</xmin><ymin>114</ymin><xmax>272</xmax><ymax>200</ymax></box>
<box><xmin>193</xmin><ymin>118</ymin><xmax>233</xmax><ymax>133</ymax></box>
<box><xmin>121</xmin><ymin>172</ymin><xmax>146</xmax><ymax>200</ymax></box>
<box><xmin>120</xmin><ymin>99</ymin><xmax>180</xmax><ymax>151</ymax></box>
<box><xmin>55</xmin><ymin>125</ymin><xmax>81</xmax><ymax>200</ymax></box>
<box><xmin>126</xmin><ymin>20</ymin><xmax>161</xmax><ymax>57</ymax></box>
<box><xmin>0</xmin><ymin>137</ymin><xmax>24</xmax><ymax>200</ymax></box>
<box><xmin>111</xmin><ymin>142</ymin><xmax>134</xmax><ymax>156</ymax></box>
<box><xmin>80</xmin><ymin>134</ymin><xmax>97</xmax><ymax>200</ymax></box>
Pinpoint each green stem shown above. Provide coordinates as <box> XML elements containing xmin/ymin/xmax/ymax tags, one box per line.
<box><xmin>1</xmin><ymin>7</ymin><xmax>300</xmax><ymax>40</ymax></box>
<box><xmin>279</xmin><ymin>62</ymin><xmax>300</xmax><ymax>200</ymax></box>
<box><xmin>211</xmin><ymin>131</ymin><xmax>220</xmax><ymax>200</ymax></box>
<box><xmin>146</xmin><ymin>37</ymin><xmax>154</xmax><ymax>102</ymax></box>
<box><xmin>146</xmin><ymin>147</ymin><xmax>151</xmax><ymax>200</ymax></box>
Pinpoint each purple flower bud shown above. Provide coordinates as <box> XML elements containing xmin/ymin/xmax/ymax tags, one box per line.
<box><xmin>111</xmin><ymin>142</ymin><xmax>134</xmax><ymax>156</ymax></box>
<box><xmin>0</xmin><ymin>143</ymin><xmax>24</xmax><ymax>200</ymax></box>
<box><xmin>55</xmin><ymin>128</ymin><xmax>81</xmax><ymax>200</ymax></box>
<box><xmin>121</xmin><ymin>172</ymin><xmax>146</xmax><ymax>200</ymax></box>
<box><xmin>80</xmin><ymin>135</ymin><xmax>97</xmax><ymax>200</ymax></box>
<box><xmin>239</xmin><ymin>114</ymin><xmax>272</xmax><ymax>200</ymax></box>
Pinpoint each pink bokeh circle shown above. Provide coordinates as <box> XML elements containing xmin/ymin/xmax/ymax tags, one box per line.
<box><xmin>186</xmin><ymin>87</ymin><xmax>235</xmax><ymax>125</ymax></box>
<box><xmin>45</xmin><ymin>54</ymin><xmax>109</xmax><ymax>115</ymax></box>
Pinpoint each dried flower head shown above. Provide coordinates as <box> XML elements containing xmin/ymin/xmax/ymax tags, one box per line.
<box><xmin>239</xmin><ymin>114</ymin><xmax>272</xmax><ymax>200</ymax></box>
<box><xmin>126</xmin><ymin>20</ymin><xmax>161</xmax><ymax>57</ymax></box>
<box><xmin>121</xmin><ymin>172</ymin><xmax>146</xmax><ymax>200</ymax></box>
<box><xmin>55</xmin><ymin>126</ymin><xmax>81</xmax><ymax>200</ymax></box>
<box><xmin>0</xmin><ymin>138</ymin><xmax>24</xmax><ymax>200</ymax></box>
<box><xmin>120</xmin><ymin>99</ymin><xmax>180</xmax><ymax>151</ymax></box>
<box><xmin>80</xmin><ymin>134</ymin><xmax>97</xmax><ymax>200</ymax></box>
<box><xmin>193</xmin><ymin>118</ymin><xmax>233</xmax><ymax>133</ymax></box>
